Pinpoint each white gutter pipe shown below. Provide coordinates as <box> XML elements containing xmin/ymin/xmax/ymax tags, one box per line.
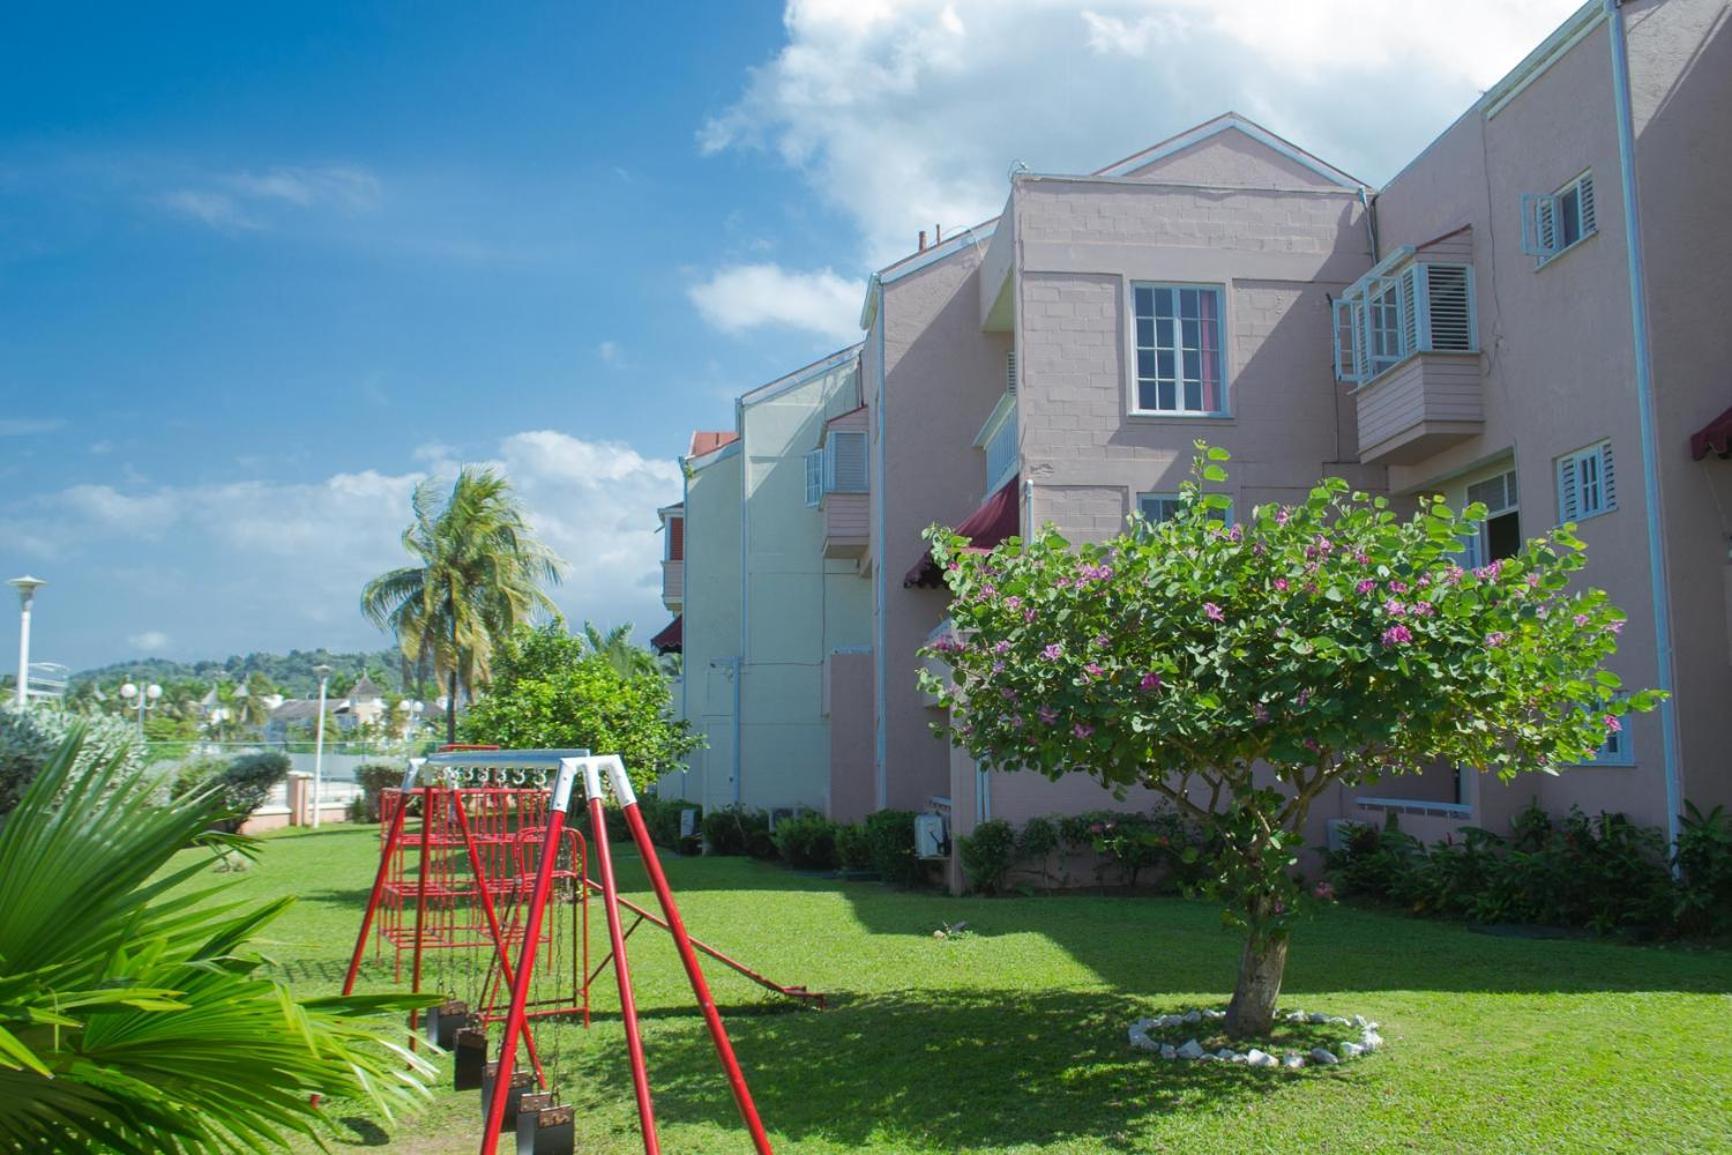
<box><xmin>1604</xmin><ymin>0</ymin><xmax>1683</xmax><ymax>853</ymax></box>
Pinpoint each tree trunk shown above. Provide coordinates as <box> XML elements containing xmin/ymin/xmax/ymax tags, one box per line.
<box><xmin>1224</xmin><ymin>926</ymin><xmax>1289</xmax><ymax>1039</ymax></box>
<box><xmin>446</xmin><ymin>670</ymin><xmax>457</xmax><ymax>746</ymax></box>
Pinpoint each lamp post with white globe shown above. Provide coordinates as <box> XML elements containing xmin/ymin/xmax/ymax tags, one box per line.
<box><xmin>395</xmin><ymin>697</ymin><xmax>424</xmax><ymax>740</ymax></box>
<box><xmin>312</xmin><ymin>664</ymin><xmax>332</xmax><ymax>830</ymax></box>
<box><xmin>8</xmin><ymin>576</ymin><xmax>45</xmax><ymax>709</ymax></box>
<box><xmin>119</xmin><ymin>680</ymin><xmax>163</xmax><ymax>739</ymax></box>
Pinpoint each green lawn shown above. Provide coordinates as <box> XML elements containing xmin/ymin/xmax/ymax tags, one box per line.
<box><xmin>213</xmin><ymin>825</ymin><xmax>1731</xmax><ymax>1154</ymax></box>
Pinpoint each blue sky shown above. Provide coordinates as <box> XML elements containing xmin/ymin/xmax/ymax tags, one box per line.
<box><xmin>0</xmin><ymin>0</ymin><xmax>1579</xmax><ymax>672</ymax></box>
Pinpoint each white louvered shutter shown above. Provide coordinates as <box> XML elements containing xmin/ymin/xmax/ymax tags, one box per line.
<box><xmin>1399</xmin><ymin>266</ymin><xmax>1421</xmax><ymax>358</ymax></box>
<box><xmin>1331</xmin><ymin>297</ymin><xmax>1359</xmax><ymax>384</ymax></box>
<box><xmin>1424</xmin><ymin>264</ymin><xmax>1475</xmax><ymax>352</ymax></box>
<box><xmin>1006</xmin><ymin>349</ymin><xmax>1018</xmax><ymax>394</ymax></box>
<box><xmin>827</xmin><ymin>430</ymin><xmax>868</xmax><ymax>493</ymax></box>
<box><xmin>1557</xmin><ymin>452</ymin><xmax>1581</xmax><ymax>523</ymax></box>
<box><xmin>1578</xmin><ymin>174</ymin><xmax>1597</xmax><ymax>236</ymax></box>
<box><xmin>804</xmin><ymin>450</ymin><xmax>823</xmax><ymax>507</ymax></box>
<box><xmin>1596</xmin><ymin>441</ymin><xmax>1615</xmax><ymax>512</ymax></box>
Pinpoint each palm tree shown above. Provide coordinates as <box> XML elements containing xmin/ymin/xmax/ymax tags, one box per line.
<box><xmin>581</xmin><ymin>621</ymin><xmax>659</xmax><ymax>678</ymax></box>
<box><xmin>362</xmin><ymin>467</ymin><xmax>564</xmax><ymax>743</ymax></box>
<box><xmin>0</xmin><ymin>728</ymin><xmax>434</xmax><ymax>1151</ymax></box>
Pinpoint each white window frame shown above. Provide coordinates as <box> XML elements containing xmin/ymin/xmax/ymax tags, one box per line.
<box><xmin>1522</xmin><ymin>170</ymin><xmax>1597</xmax><ymax>267</ymax></box>
<box><xmin>1555</xmin><ymin>441</ymin><xmax>1615</xmax><ymax>524</ymax></box>
<box><xmin>1127</xmin><ymin>282</ymin><xmax>1229</xmax><ymax>418</ymax></box>
<box><xmin>662</xmin><ymin>513</ymin><xmax>683</xmax><ymax>561</ymax></box>
<box><xmin>1135</xmin><ymin>491</ymin><xmax>1233</xmax><ymax>526</ymax></box>
<box><xmin>803</xmin><ymin>450</ymin><xmax>823</xmax><ymax>508</ymax></box>
<box><xmin>1332</xmin><ymin>252</ymin><xmax>1478</xmax><ymax>388</ymax></box>
<box><xmin>1449</xmin><ymin>463</ymin><xmax>1518</xmax><ymax>569</ymax></box>
<box><xmin>974</xmin><ymin>391</ymin><xmax>1018</xmax><ymax>496</ymax></box>
<box><xmin>1569</xmin><ymin>712</ymin><xmax>1634</xmax><ymax>767</ymax></box>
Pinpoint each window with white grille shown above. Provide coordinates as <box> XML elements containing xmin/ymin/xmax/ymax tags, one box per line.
<box><xmin>1136</xmin><ymin>492</ymin><xmax>1232</xmax><ymax>526</ymax></box>
<box><xmin>1332</xmin><ymin>259</ymin><xmax>1478</xmax><ymax>386</ymax></box>
<box><xmin>1131</xmin><ymin>284</ymin><xmax>1227</xmax><ymax>415</ymax></box>
<box><xmin>1522</xmin><ymin>172</ymin><xmax>1597</xmax><ymax>265</ymax></box>
<box><xmin>1556</xmin><ymin>441</ymin><xmax>1615</xmax><ymax>523</ymax></box>
<box><xmin>1459</xmin><ymin>466</ymin><xmax>1520</xmax><ymax>568</ymax></box>
<box><xmin>803</xmin><ymin>450</ymin><xmax>823</xmax><ymax>507</ymax></box>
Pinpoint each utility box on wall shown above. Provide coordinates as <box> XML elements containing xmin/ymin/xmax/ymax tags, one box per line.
<box><xmin>914</xmin><ymin>812</ymin><xmax>949</xmax><ymax>860</ymax></box>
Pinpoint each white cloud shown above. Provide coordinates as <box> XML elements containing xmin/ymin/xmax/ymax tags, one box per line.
<box><xmin>598</xmin><ymin>340</ymin><xmax>622</xmax><ymax>364</ymax></box>
<box><xmin>158</xmin><ymin>190</ymin><xmax>261</xmax><ymax>231</ymax></box>
<box><xmin>225</xmin><ymin>165</ymin><xmax>381</xmax><ymax>212</ymax></box>
<box><xmin>0</xmin><ymin>433</ymin><xmax>683</xmax><ymax>662</ymax></box>
<box><xmin>160</xmin><ymin>164</ymin><xmax>381</xmax><ymax>232</ymax></box>
<box><xmin>688</xmin><ymin>263</ymin><xmax>863</xmax><ymax>342</ymax></box>
<box><xmin>0</xmin><ymin>418</ymin><xmax>66</xmax><ymax>437</ymax></box>
<box><xmin>701</xmin><ymin>0</ymin><xmax>1582</xmax><ymax>265</ymax></box>
<box><xmin>128</xmin><ymin>630</ymin><xmax>170</xmax><ymax>653</ymax></box>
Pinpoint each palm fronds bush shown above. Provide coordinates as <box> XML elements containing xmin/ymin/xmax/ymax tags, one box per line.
<box><xmin>0</xmin><ymin>726</ymin><xmax>435</xmax><ymax>1153</ymax></box>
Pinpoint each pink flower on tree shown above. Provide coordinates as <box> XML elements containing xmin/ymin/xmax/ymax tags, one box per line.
<box><xmin>993</xmin><ymin>640</ymin><xmax>1011</xmax><ymax>654</ymax></box>
<box><xmin>1383</xmin><ymin>599</ymin><xmax>1406</xmax><ymax>616</ymax></box>
<box><xmin>1608</xmin><ymin>620</ymin><xmax>1625</xmax><ymax>635</ymax></box>
<box><xmin>1274</xmin><ymin>578</ymin><xmax>1290</xmax><ymax>592</ymax></box>
<box><xmin>1604</xmin><ymin>715</ymin><xmax>1623</xmax><ymax>733</ymax></box>
<box><xmin>1073</xmin><ymin>722</ymin><xmax>1095</xmax><ymax>740</ymax></box>
<box><xmin>1083</xmin><ymin>662</ymin><xmax>1104</xmax><ymax>679</ymax></box>
<box><xmin>1004</xmin><ymin>596</ymin><xmax>1021</xmax><ymax>610</ymax></box>
<box><xmin>1381</xmin><ymin>624</ymin><xmax>1414</xmax><ymax>647</ymax></box>
<box><xmin>1356</xmin><ymin>579</ymin><xmax>1376</xmax><ymax>595</ymax></box>
<box><xmin>1573</xmin><ymin>613</ymin><xmax>1590</xmax><ymax>628</ymax></box>
<box><xmin>1487</xmin><ymin>631</ymin><xmax>1507</xmax><ymax>647</ymax></box>
<box><xmin>1041</xmin><ymin>643</ymin><xmax>1063</xmax><ymax>661</ymax></box>
<box><xmin>1204</xmin><ymin>602</ymin><xmax>1225</xmax><ymax>622</ymax></box>
<box><xmin>1139</xmin><ymin>672</ymin><xmax>1162</xmax><ymax>692</ymax></box>
<box><xmin>1038</xmin><ymin>705</ymin><xmax>1059</xmax><ymax>725</ymax></box>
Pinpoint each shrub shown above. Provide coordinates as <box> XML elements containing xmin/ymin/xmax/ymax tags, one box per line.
<box><xmin>773</xmin><ymin>814</ymin><xmax>839</xmax><ymax>870</ymax></box>
<box><xmin>865</xmin><ymin>809</ymin><xmax>924</xmax><ymax>888</ymax></box>
<box><xmin>702</xmin><ymin>806</ymin><xmax>771</xmax><ymax>858</ymax></box>
<box><xmin>1674</xmin><ymin>802</ymin><xmax>1732</xmax><ymax>935</ymax></box>
<box><xmin>167</xmin><ymin>755</ymin><xmax>231</xmax><ymax>802</ymax></box>
<box><xmin>638</xmin><ymin>794</ymin><xmax>702</xmax><ymax>855</ymax></box>
<box><xmin>1016</xmin><ymin>816</ymin><xmax>1061</xmax><ymax>884</ymax></box>
<box><xmin>959</xmin><ymin>818</ymin><xmax>1017</xmax><ymax>894</ymax></box>
<box><xmin>834</xmin><ymin>823</ymin><xmax>874</xmax><ymax>872</ymax></box>
<box><xmin>0</xmin><ymin>706</ymin><xmax>145</xmax><ymax>816</ymax></box>
<box><xmin>220</xmin><ymin>752</ymin><xmax>292</xmax><ymax>831</ymax></box>
<box><xmin>1325</xmin><ymin>803</ymin><xmax>1675</xmax><ymax>935</ymax></box>
<box><xmin>353</xmin><ymin>762</ymin><xmax>404</xmax><ymax>823</ymax></box>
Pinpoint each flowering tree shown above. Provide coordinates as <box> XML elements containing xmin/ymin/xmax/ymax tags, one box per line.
<box><xmin>920</xmin><ymin>446</ymin><xmax>1658</xmax><ymax>1038</ymax></box>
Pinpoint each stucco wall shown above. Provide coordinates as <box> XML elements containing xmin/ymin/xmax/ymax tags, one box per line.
<box><xmin>670</xmin><ymin>449</ymin><xmax>741</xmax><ymax>811</ymax></box>
<box><xmin>1363</xmin><ymin>9</ymin><xmax>1729</xmax><ymax>834</ymax></box>
<box><xmin>874</xmin><ymin>246</ymin><xmax>1012</xmax><ymax>812</ymax></box>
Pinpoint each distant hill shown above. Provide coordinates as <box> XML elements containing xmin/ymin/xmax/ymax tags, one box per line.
<box><xmin>71</xmin><ymin>649</ymin><xmax>412</xmax><ymax>698</ymax></box>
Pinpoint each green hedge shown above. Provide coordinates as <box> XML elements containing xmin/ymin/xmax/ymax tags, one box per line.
<box><xmin>772</xmin><ymin>814</ymin><xmax>838</xmax><ymax>870</ymax></box>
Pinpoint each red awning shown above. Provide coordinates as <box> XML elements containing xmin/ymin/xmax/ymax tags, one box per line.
<box><xmin>650</xmin><ymin>615</ymin><xmax>683</xmax><ymax>654</ymax></box>
<box><xmin>903</xmin><ymin>478</ymin><xmax>1020</xmax><ymax>589</ymax></box>
<box><xmin>1690</xmin><ymin>405</ymin><xmax>1732</xmax><ymax>461</ymax></box>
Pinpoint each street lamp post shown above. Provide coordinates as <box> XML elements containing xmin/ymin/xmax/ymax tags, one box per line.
<box><xmin>8</xmin><ymin>576</ymin><xmax>45</xmax><ymax>709</ymax></box>
<box><xmin>312</xmin><ymin>664</ymin><xmax>332</xmax><ymax>830</ymax></box>
<box><xmin>395</xmin><ymin>697</ymin><xmax>424</xmax><ymax>741</ymax></box>
<box><xmin>119</xmin><ymin>680</ymin><xmax>163</xmax><ymax>738</ymax></box>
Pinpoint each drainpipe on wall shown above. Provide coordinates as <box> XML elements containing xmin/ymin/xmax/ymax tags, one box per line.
<box><xmin>873</xmin><ymin>282</ymin><xmax>890</xmax><ymax>811</ymax></box>
<box><xmin>1604</xmin><ymin>0</ymin><xmax>1683</xmax><ymax>853</ymax></box>
<box><xmin>737</xmin><ymin>399</ymin><xmax>750</xmax><ymax>809</ymax></box>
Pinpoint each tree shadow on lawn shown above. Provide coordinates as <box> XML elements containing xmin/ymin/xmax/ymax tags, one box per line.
<box><xmin>639</xmin><ymin>856</ymin><xmax>1732</xmax><ymax>999</ymax></box>
<box><xmin>592</xmin><ymin>986</ymin><xmax>1319</xmax><ymax>1151</ymax></box>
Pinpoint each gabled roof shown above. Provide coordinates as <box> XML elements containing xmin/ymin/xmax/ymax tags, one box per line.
<box><xmin>689</xmin><ymin>430</ymin><xmax>738</xmax><ymax>457</ymax></box>
<box><xmin>1094</xmin><ymin>112</ymin><xmax>1366</xmax><ymax>190</ymax></box>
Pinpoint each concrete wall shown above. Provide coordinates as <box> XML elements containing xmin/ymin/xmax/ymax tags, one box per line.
<box><xmin>1363</xmin><ymin>1</ymin><xmax>1732</xmax><ymax>833</ymax></box>
<box><xmin>668</xmin><ymin>445</ymin><xmax>742</xmax><ymax>810</ymax></box>
<box><xmin>873</xmin><ymin>241</ymin><xmax>1013</xmax><ymax>813</ymax></box>
<box><xmin>738</xmin><ymin>353</ymin><xmax>867</xmax><ymax>813</ymax></box>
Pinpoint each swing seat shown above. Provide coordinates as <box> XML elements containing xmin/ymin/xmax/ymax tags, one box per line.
<box><xmin>453</xmin><ymin>1027</ymin><xmax>488</xmax><ymax>1091</ymax></box>
<box><xmin>480</xmin><ymin>1061</ymin><xmax>536</xmax><ymax>1129</ymax></box>
<box><xmin>516</xmin><ymin>1099</ymin><xmax>576</xmax><ymax>1155</ymax></box>
<box><xmin>425</xmin><ymin>999</ymin><xmax>471</xmax><ymax>1049</ymax></box>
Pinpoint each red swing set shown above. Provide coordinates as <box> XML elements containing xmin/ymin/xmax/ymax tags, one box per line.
<box><xmin>342</xmin><ymin>748</ymin><xmax>819</xmax><ymax>1154</ymax></box>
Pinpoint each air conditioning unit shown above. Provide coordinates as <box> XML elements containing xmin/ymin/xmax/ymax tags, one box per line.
<box><xmin>914</xmin><ymin>812</ymin><xmax>950</xmax><ymax>860</ymax></box>
<box><xmin>767</xmin><ymin>807</ymin><xmax>802</xmax><ymax>831</ymax></box>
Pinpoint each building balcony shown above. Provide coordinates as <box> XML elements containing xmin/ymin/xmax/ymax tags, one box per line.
<box><xmin>823</xmin><ymin>492</ymin><xmax>870</xmax><ymax>559</ymax></box>
<box><xmin>1355</xmin><ymin>353</ymin><xmax>1483</xmax><ymax>465</ymax></box>
<box><xmin>661</xmin><ymin>559</ymin><xmax>684</xmax><ymax>611</ymax></box>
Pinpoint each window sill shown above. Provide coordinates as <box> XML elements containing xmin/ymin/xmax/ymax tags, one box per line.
<box><xmin>1535</xmin><ymin>230</ymin><xmax>1598</xmax><ymax>271</ymax></box>
<box><xmin>1125</xmin><ymin>412</ymin><xmax>1234</xmax><ymax>424</ymax></box>
<box><xmin>1556</xmin><ymin>506</ymin><xmax>1616</xmax><ymax>527</ymax></box>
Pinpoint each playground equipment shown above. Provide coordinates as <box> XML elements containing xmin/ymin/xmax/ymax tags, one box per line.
<box><xmin>343</xmin><ymin>747</ymin><xmax>817</xmax><ymax>1154</ymax></box>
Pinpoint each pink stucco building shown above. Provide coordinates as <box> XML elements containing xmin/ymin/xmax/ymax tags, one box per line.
<box><xmin>657</xmin><ymin>0</ymin><xmax>1732</xmax><ymax>882</ymax></box>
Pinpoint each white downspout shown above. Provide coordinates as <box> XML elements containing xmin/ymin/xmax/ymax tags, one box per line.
<box><xmin>873</xmin><ymin>284</ymin><xmax>890</xmax><ymax>811</ymax></box>
<box><xmin>1605</xmin><ymin>0</ymin><xmax>1683</xmax><ymax>853</ymax></box>
<box><xmin>736</xmin><ymin>400</ymin><xmax>749</xmax><ymax>809</ymax></box>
